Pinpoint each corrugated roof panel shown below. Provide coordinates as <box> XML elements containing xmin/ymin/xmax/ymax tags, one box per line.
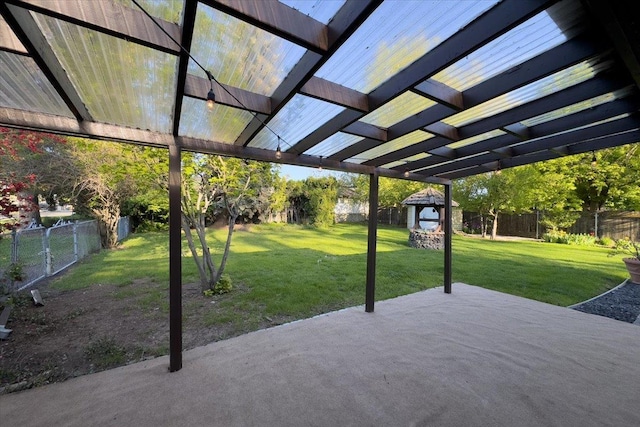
<box><xmin>179</xmin><ymin>97</ymin><xmax>254</xmax><ymax>144</ymax></box>
<box><xmin>125</xmin><ymin>0</ymin><xmax>184</xmax><ymax>24</ymax></box>
<box><xmin>189</xmin><ymin>2</ymin><xmax>307</xmax><ymax>97</ymax></box>
<box><xmin>432</xmin><ymin>0</ymin><xmax>587</xmax><ymax>92</ymax></box>
<box><xmin>249</xmin><ymin>94</ymin><xmax>345</xmax><ymax>150</ymax></box>
<box><xmin>315</xmin><ymin>0</ymin><xmax>499</xmax><ymax>93</ymax></box>
<box><xmin>381</xmin><ymin>153</ymin><xmax>430</xmax><ymax>169</ymax></box>
<box><xmin>447</xmin><ymin>130</ymin><xmax>505</xmax><ymax>149</ymax></box>
<box><xmin>0</xmin><ymin>51</ymin><xmax>72</xmax><ymax>117</ymax></box>
<box><xmin>360</xmin><ymin>92</ymin><xmax>434</xmax><ymax>128</ymax></box>
<box><xmin>349</xmin><ymin>130</ymin><xmax>430</xmax><ymax>163</ymax></box>
<box><xmin>521</xmin><ymin>87</ymin><xmax>635</xmax><ymax>127</ymax></box>
<box><xmin>279</xmin><ymin>0</ymin><xmax>345</xmax><ymax>25</ymax></box>
<box><xmin>32</xmin><ymin>12</ymin><xmax>177</xmax><ymax>132</ymax></box>
<box><xmin>304</xmin><ymin>132</ymin><xmax>363</xmax><ymax>157</ymax></box>
<box><xmin>443</xmin><ymin>57</ymin><xmax>614</xmax><ymax>128</ymax></box>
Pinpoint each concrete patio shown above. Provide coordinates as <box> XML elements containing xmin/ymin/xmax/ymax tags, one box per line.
<box><xmin>1</xmin><ymin>283</ymin><xmax>639</xmax><ymax>426</ymax></box>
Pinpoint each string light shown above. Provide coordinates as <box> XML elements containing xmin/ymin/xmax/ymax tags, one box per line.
<box><xmin>318</xmin><ymin>156</ymin><xmax>323</xmax><ymax>171</ymax></box>
<box><xmin>404</xmin><ymin>169</ymin><xmax>410</xmax><ymax>178</ymax></box>
<box><xmin>275</xmin><ymin>136</ymin><xmax>282</xmax><ymax>160</ymax></box>
<box><xmin>205</xmin><ymin>71</ymin><xmax>215</xmax><ymax>111</ymax></box>
<box><xmin>591</xmin><ymin>151</ymin><xmax>597</xmax><ymax>167</ymax></box>
<box><xmin>495</xmin><ymin>160</ymin><xmax>502</xmax><ymax>175</ymax></box>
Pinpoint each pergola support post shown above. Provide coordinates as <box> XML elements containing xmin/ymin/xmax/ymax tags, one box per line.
<box><xmin>444</xmin><ymin>183</ymin><xmax>452</xmax><ymax>294</ymax></box>
<box><xmin>365</xmin><ymin>172</ymin><xmax>379</xmax><ymax>312</ymax></box>
<box><xmin>168</xmin><ymin>142</ymin><xmax>182</xmax><ymax>372</ymax></box>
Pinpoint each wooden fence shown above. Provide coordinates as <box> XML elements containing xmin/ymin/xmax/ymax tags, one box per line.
<box><xmin>463</xmin><ymin>211</ymin><xmax>640</xmax><ymax>240</ymax></box>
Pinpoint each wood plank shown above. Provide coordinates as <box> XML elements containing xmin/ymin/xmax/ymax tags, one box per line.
<box><xmin>342</xmin><ymin>121</ymin><xmax>386</xmax><ymax>141</ymax></box>
<box><xmin>502</xmin><ymin>123</ymin><xmax>530</xmax><ymax>140</ymax></box>
<box><xmin>301</xmin><ymin>77</ymin><xmax>369</xmax><ymax>112</ymax></box>
<box><xmin>11</xmin><ymin>0</ymin><xmax>181</xmax><ymax>54</ymax></box>
<box><xmin>184</xmin><ymin>74</ymin><xmax>271</xmax><ymax>115</ymax></box>
<box><xmin>0</xmin><ymin>107</ymin><xmax>174</xmax><ymax>147</ymax></box>
<box><xmin>423</xmin><ymin>122</ymin><xmax>459</xmax><ymax>141</ymax></box>
<box><xmin>206</xmin><ymin>0</ymin><xmax>328</xmax><ymax>53</ymax></box>
<box><xmin>413</xmin><ymin>79</ymin><xmax>463</xmax><ymax>110</ymax></box>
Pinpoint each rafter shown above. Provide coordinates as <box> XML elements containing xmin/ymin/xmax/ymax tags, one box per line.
<box><xmin>300</xmin><ymin>77</ymin><xmax>369</xmax><ymax>112</ymax></box>
<box><xmin>184</xmin><ymin>74</ymin><xmax>272</xmax><ymax>115</ymax></box>
<box><xmin>204</xmin><ymin>0</ymin><xmax>328</xmax><ymax>54</ymax></box>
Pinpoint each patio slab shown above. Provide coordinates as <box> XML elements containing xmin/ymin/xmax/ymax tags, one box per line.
<box><xmin>1</xmin><ymin>283</ymin><xmax>639</xmax><ymax>426</ymax></box>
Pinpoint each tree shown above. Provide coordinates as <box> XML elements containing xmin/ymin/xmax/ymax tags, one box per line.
<box><xmin>454</xmin><ymin>166</ymin><xmax>540</xmax><ymax>239</ymax></box>
<box><xmin>181</xmin><ymin>155</ymin><xmax>277</xmax><ymax>292</ymax></box>
<box><xmin>0</xmin><ymin>128</ymin><xmax>67</xmax><ymax>229</ymax></box>
<box><xmin>340</xmin><ymin>173</ymin><xmax>425</xmax><ymax>208</ymax></box>
<box><xmin>66</xmin><ymin>139</ymin><xmax>144</xmax><ymax>248</ymax></box>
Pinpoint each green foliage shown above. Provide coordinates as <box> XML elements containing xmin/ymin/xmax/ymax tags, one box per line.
<box><xmin>5</xmin><ymin>262</ymin><xmax>25</xmax><ymax>282</ymax></box>
<box><xmin>204</xmin><ymin>275</ymin><xmax>232</xmax><ymax>296</ymax></box>
<box><xmin>610</xmin><ymin>239</ymin><xmax>640</xmax><ymax>260</ymax></box>
<box><xmin>597</xmin><ymin>237</ymin><xmax>615</xmax><ymax>247</ymax></box>
<box><xmin>287</xmin><ymin>177</ymin><xmax>339</xmax><ymax>227</ymax></box>
<box><xmin>84</xmin><ymin>338</ymin><xmax>127</xmax><ymax>369</ymax></box>
<box><xmin>543</xmin><ymin>231</ymin><xmax>597</xmax><ymax>246</ymax></box>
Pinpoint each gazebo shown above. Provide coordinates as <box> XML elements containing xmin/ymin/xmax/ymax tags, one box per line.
<box><xmin>402</xmin><ymin>188</ymin><xmax>459</xmax><ymax>250</ymax></box>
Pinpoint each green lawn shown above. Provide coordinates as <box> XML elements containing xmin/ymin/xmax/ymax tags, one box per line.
<box><xmin>51</xmin><ymin>223</ymin><xmax>628</xmax><ymax>318</ymax></box>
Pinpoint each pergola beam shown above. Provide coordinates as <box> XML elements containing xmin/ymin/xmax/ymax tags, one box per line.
<box><xmin>204</xmin><ymin>0</ymin><xmax>329</xmax><ymax>54</ymax></box>
<box><xmin>342</xmin><ymin>121</ymin><xmax>387</xmax><ymax>141</ymax></box>
<box><xmin>300</xmin><ymin>77</ymin><xmax>369</xmax><ymax>112</ymax></box>
<box><xmin>184</xmin><ymin>74</ymin><xmax>272</xmax><ymax>115</ymax></box>
<box><xmin>413</xmin><ymin>79</ymin><xmax>464</xmax><ymax>110</ymax></box>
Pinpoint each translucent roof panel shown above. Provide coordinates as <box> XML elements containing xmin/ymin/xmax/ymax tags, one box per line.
<box><xmin>443</xmin><ymin>57</ymin><xmax>614</xmax><ymax>128</ymax></box>
<box><xmin>521</xmin><ymin>87</ymin><xmax>636</xmax><ymax>128</ymax></box>
<box><xmin>279</xmin><ymin>0</ymin><xmax>345</xmax><ymax>25</ymax></box>
<box><xmin>32</xmin><ymin>12</ymin><xmax>177</xmax><ymax>133</ymax></box>
<box><xmin>0</xmin><ymin>51</ymin><xmax>73</xmax><ymax>117</ymax></box>
<box><xmin>447</xmin><ymin>130</ymin><xmax>506</xmax><ymax>150</ymax></box>
<box><xmin>189</xmin><ymin>2</ymin><xmax>308</xmax><ymax>97</ymax></box>
<box><xmin>250</xmin><ymin>95</ymin><xmax>345</xmax><ymax>151</ymax></box>
<box><xmin>349</xmin><ymin>130</ymin><xmax>431</xmax><ymax>163</ymax></box>
<box><xmin>304</xmin><ymin>132</ymin><xmax>363</xmax><ymax>157</ymax></box>
<box><xmin>179</xmin><ymin>97</ymin><xmax>255</xmax><ymax>144</ymax></box>
<box><xmin>125</xmin><ymin>0</ymin><xmax>184</xmax><ymax>24</ymax></box>
<box><xmin>381</xmin><ymin>153</ymin><xmax>430</xmax><ymax>169</ymax></box>
<box><xmin>432</xmin><ymin>0</ymin><xmax>587</xmax><ymax>92</ymax></box>
<box><xmin>360</xmin><ymin>92</ymin><xmax>435</xmax><ymax>128</ymax></box>
<box><xmin>315</xmin><ymin>0</ymin><xmax>499</xmax><ymax>93</ymax></box>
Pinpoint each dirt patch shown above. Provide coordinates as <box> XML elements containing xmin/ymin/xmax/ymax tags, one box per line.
<box><xmin>0</xmin><ymin>277</ymin><xmax>289</xmax><ymax>395</ymax></box>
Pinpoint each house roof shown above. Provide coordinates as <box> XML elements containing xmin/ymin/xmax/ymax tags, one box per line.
<box><xmin>1</xmin><ymin>0</ymin><xmax>639</xmax><ymax>183</ymax></box>
<box><xmin>402</xmin><ymin>188</ymin><xmax>459</xmax><ymax>207</ymax></box>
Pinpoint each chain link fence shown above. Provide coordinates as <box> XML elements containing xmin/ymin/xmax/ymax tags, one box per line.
<box><xmin>1</xmin><ymin>220</ymin><xmax>101</xmax><ymax>293</ymax></box>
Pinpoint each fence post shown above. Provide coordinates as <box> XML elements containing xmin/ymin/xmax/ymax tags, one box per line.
<box><xmin>45</xmin><ymin>228</ymin><xmax>51</xmax><ymax>276</ymax></box>
<box><xmin>594</xmin><ymin>211</ymin><xmax>599</xmax><ymax>238</ymax></box>
<box><xmin>11</xmin><ymin>229</ymin><xmax>18</xmax><ymax>264</ymax></box>
<box><xmin>73</xmin><ymin>221</ymin><xmax>79</xmax><ymax>262</ymax></box>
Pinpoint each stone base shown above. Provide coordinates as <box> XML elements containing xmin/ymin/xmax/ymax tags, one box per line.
<box><xmin>409</xmin><ymin>230</ymin><xmax>444</xmax><ymax>250</ymax></box>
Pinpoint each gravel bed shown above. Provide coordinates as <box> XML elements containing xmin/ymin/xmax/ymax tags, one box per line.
<box><xmin>571</xmin><ymin>281</ymin><xmax>640</xmax><ymax>324</ymax></box>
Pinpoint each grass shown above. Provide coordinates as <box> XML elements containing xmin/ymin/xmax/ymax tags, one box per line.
<box><xmin>49</xmin><ymin>223</ymin><xmax>629</xmax><ymax>326</ymax></box>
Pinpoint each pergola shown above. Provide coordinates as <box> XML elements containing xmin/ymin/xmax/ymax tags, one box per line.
<box><xmin>1</xmin><ymin>0</ymin><xmax>639</xmax><ymax>372</ymax></box>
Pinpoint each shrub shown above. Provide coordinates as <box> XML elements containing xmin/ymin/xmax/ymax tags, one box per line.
<box><xmin>566</xmin><ymin>233</ymin><xmax>596</xmax><ymax>246</ymax></box>
<box><xmin>596</xmin><ymin>237</ymin><xmax>615</xmax><ymax>247</ymax></box>
<box><xmin>204</xmin><ymin>275</ymin><xmax>233</xmax><ymax>297</ymax></box>
<box><xmin>543</xmin><ymin>230</ymin><xmax>568</xmax><ymax>244</ymax></box>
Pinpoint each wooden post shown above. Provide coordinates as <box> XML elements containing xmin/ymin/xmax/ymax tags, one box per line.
<box><xmin>169</xmin><ymin>143</ymin><xmax>182</xmax><ymax>372</ymax></box>
<box><xmin>366</xmin><ymin>173</ymin><xmax>379</xmax><ymax>312</ymax></box>
<box><xmin>444</xmin><ymin>183</ymin><xmax>452</xmax><ymax>293</ymax></box>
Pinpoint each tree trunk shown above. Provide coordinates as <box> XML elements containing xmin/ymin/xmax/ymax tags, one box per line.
<box><xmin>491</xmin><ymin>213</ymin><xmax>499</xmax><ymax>240</ymax></box>
<box><xmin>215</xmin><ymin>213</ymin><xmax>237</xmax><ymax>286</ymax></box>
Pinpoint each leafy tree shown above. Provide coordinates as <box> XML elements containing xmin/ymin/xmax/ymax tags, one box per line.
<box><xmin>0</xmin><ymin>128</ymin><xmax>67</xmax><ymax>229</ymax></box>
<box><xmin>181</xmin><ymin>155</ymin><xmax>277</xmax><ymax>292</ymax></box>
<box><xmin>454</xmin><ymin>166</ymin><xmax>539</xmax><ymax>239</ymax></box>
<box><xmin>66</xmin><ymin>139</ymin><xmax>146</xmax><ymax>248</ymax></box>
<box><xmin>340</xmin><ymin>173</ymin><xmax>425</xmax><ymax>208</ymax></box>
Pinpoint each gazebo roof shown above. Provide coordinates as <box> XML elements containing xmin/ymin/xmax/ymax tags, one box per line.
<box><xmin>402</xmin><ymin>188</ymin><xmax>459</xmax><ymax>207</ymax></box>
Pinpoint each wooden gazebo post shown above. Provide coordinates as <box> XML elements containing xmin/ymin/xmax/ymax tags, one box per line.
<box><xmin>444</xmin><ymin>183</ymin><xmax>452</xmax><ymax>294</ymax></box>
<box><xmin>168</xmin><ymin>142</ymin><xmax>182</xmax><ymax>372</ymax></box>
<box><xmin>365</xmin><ymin>172</ymin><xmax>379</xmax><ymax>312</ymax></box>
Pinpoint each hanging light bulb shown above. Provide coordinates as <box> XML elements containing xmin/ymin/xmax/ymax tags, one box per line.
<box><xmin>591</xmin><ymin>151</ymin><xmax>597</xmax><ymax>167</ymax></box>
<box><xmin>275</xmin><ymin>136</ymin><xmax>282</xmax><ymax>160</ymax></box>
<box><xmin>495</xmin><ymin>160</ymin><xmax>502</xmax><ymax>175</ymax></box>
<box><xmin>318</xmin><ymin>156</ymin><xmax>323</xmax><ymax>171</ymax></box>
<box><xmin>206</xmin><ymin>70</ymin><xmax>215</xmax><ymax>111</ymax></box>
<box><xmin>403</xmin><ymin>169</ymin><xmax>410</xmax><ymax>178</ymax></box>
